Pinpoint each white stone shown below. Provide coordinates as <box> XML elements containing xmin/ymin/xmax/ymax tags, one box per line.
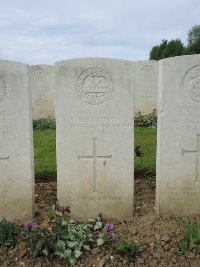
<box><xmin>156</xmin><ymin>55</ymin><xmax>200</xmax><ymax>216</ymax></box>
<box><xmin>135</xmin><ymin>60</ymin><xmax>158</xmax><ymax>114</ymax></box>
<box><xmin>0</xmin><ymin>60</ymin><xmax>34</xmax><ymax>220</ymax></box>
<box><xmin>31</xmin><ymin>65</ymin><xmax>55</xmax><ymax>119</ymax></box>
<box><xmin>56</xmin><ymin>58</ymin><xmax>134</xmax><ymax>219</ymax></box>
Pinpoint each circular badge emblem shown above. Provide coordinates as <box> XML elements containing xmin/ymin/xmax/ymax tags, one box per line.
<box><xmin>77</xmin><ymin>68</ymin><xmax>113</xmax><ymax>105</ymax></box>
<box><xmin>184</xmin><ymin>65</ymin><xmax>200</xmax><ymax>102</ymax></box>
<box><xmin>142</xmin><ymin>65</ymin><xmax>154</xmax><ymax>79</ymax></box>
<box><xmin>33</xmin><ymin>66</ymin><xmax>46</xmax><ymax>80</ymax></box>
<box><xmin>0</xmin><ymin>76</ymin><xmax>6</xmax><ymax>104</ymax></box>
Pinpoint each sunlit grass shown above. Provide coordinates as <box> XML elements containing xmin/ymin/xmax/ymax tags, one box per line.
<box><xmin>135</xmin><ymin>128</ymin><xmax>157</xmax><ymax>176</ymax></box>
<box><xmin>33</xmin><ymin>130</ymin><xmax>56</xmax><ymax>178</ymax></box>
<box><xmin>33</xmin><ymin>128</ymin><xmax>157</xmax><ymax>179</ymax></box>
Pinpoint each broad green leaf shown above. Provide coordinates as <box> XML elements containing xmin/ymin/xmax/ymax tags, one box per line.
<box><xmin>68</xmin><ymin>241</ymin><xmax>77</xmax><ymax>248</ymax></box>
<box><xmin>74</xmin><ymin>249</ymin><xmax>82</xmax><ymax>258</ymax></box>
<box><xmin>64</xmin><ymin>249</ymin><xmax>72</xmax><ymax>258</ymax></box>
<box><xmin>57</xmin><ymin>239</ymin><xmax>66</xmax><ymax>250</ymax></box>
<box><xmin>94</xmin><ymin>221</ymin><xmax>103</xmax><ymax>230</ymax></box>
<box><xmin>83</xmin><ymin>245</ymin><xmax>90</xmax><ymax>251</ymax></box>
<box><xmin>42</xmin><ymin>248</ymin><xmax>49</xmax><ymax>256</ymax></box>
<box><xmin>97</xmin><ymin>237</ymin><xmax>105</xmax><ymax>246</ymax></box>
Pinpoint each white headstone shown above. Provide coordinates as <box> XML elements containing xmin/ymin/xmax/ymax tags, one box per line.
<box><xmin>31</xmin><ymin>65</ymin><xmax>55</xmax><ymax>119</ymax></box>
<box><xmin>135</xmin><ymin>61</ymin><xmax>158</xmax><ymax>114</ymax></box>
<box><xmin>0</xmin><ymin>60</ymin><xmax>34</xmax><ymax>220</ymax></box>
<box><xmin>156</xmin><ymin>55</ymin><xmax>200</xmax><ymax>215</ymax></box>
<box><xmin>56</xmin><ymin>58</ymin><xmax>134</xmax><ymax>219</ymax></box>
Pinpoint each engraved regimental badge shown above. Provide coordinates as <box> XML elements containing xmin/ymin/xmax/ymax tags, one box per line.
<box><xmin>0</xmin><ymin>76</ymin><xmax>6</xmax><ymax>104</ymax></box>
<box><xmin>142</xmin><ymin>65</ymin><xmax>154</xmax><ymax>79</ymax></box>
<box><xmin>77</xmin><ymin>67</ymin><xmax>113</xmax><ymax>105</ymax></box>
<box><xmin>33</xmin><ymin>66</ymin><xmax>46</xmax><ymax>80</ymax></box>
<box><xmin>184</xmin><ymin>65</ymin><xmax>200</xmax><ymax>102</ymax></box>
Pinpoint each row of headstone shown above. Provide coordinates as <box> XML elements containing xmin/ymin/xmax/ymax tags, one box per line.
<box><xmin>0</xmin><ymin>55</ymin><xmax>200</xmax><ymax>221</ymax></box>
<box><xmin>31</xmin><ymin>60</ymin><xmax>158</xmax><ymax>120</ymax></box>
<box><xmin>31</xmin><ymin>65</ymin><xmax>55</xmax><ymax>120</ymax></box>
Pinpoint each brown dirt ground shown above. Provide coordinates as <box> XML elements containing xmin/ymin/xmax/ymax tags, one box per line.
<box><xmin>1</xmin><ymin>176</ymin><xmax>200</xmax><ymax>267</ymax></box>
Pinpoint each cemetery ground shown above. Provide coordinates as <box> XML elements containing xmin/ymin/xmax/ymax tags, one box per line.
<box><xmin>1</xmin><ymin>126</ymin><xmax>200</xmax><ymax>266</ymax></box>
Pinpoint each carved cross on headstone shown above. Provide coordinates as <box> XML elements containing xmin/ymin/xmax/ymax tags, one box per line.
<box><xmin>78</xmin><ymin>137</ymin><xmax>112</xmax><ymax>192</ymax></box>
<box><xmin>35</xmin><ymin>94</ymin><xmax>48</xmax><ymax>114</ymax></box>
<box><xmin>181</xmin><ymin>134</ymin><xmax>200</xmax><ymax>182</ymax></box>
<box><xmin>141</xmin><ymin>90</ymin><xmax>152</xmax><ymax>104</ymax></box>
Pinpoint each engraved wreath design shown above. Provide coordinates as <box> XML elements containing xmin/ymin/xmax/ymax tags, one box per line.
<box><xmin>184</xmin><ymin>65</ymin><xmax>200</xmax><ymax>102</ymax></box>
<box><xmin>76</xmin><ymin>67</ymin><xmax>113</xmax><ymax>105</ymax></box>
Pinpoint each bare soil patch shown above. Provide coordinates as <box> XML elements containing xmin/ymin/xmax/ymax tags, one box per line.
<box><xmin>1</xmin><ymin>177</ymin><xmax>200</xmax><ymax>267</ymax></box>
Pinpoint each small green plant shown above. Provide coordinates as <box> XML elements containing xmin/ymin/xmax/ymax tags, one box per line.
<box><xmin>52</xmin><ymin>218</ymin><xmax>93</xmax><ymax>265</ymax></box>
<box><xmin>116</xmin><ymin>240</ymin><xmax>142</xmax><ymax>261</ymax></box>
<box><xmin>47</xmin><ymin>203</ymin><xmax>70</xmax><ymax>221</ymax></box>
<box><xmin>0</xmin><ymin>219</ymin><xmax>19</xmax><ymax>247</ymax></box>
<box><xmin>33</xmin><ymin>118</ymin><xmax>56</xmax><ymax>130</ymax></box>
<box><xmin>22</xmin><ymin>217</ymin><xmax>97</xmax><ymax>265</ymax></box>
<box><xmin>96</xmin><ymin>223</ymin><xmax>115</xmax><ymax>246</ymax></box>
<box><xmin>92</xmin><ymin>213</ymin><xmax>103</xmax><ymax>231</ymax></box>
<box><xmin>178</xmin><ymin>219</ymin><xmax>200</xmax><ymax>252</ymax></box>
<box><xmin>134</xmin><ymin>145</ymin><xmax>144</xmax><ymax>158</ymax></box>
<box><xmin>22</xmin><ymin>227</ymin><xmax>53</xmax><ymax>257</ymax></box>
<box><xmin>134</xmin><ymin>110</ymin><xmax>157</xmax><ymax>128</ymax></box>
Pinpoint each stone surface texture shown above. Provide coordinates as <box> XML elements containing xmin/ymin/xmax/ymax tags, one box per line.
<box><xmin>156</xmin><ymin>55</ymin><xmax>200</xmax><ymax>216</ymax></box>
<box><xmin>56</xmin><ymin>58</ymin><xmax>134</xmax><ymax>219</ymax></box>
<box><xmin>135</xmin><ymin>60</ymin><xmax>158</xmax><ymax>114</ymax></box>
<box><xmin>0</xmin><ymin>60</ymin><xmax>34</xmax><ymax>220</ymax></box>
<box><xmin>31</xmin><ymin>64</ymin><xmax>55</xmax><ymax>119</ymax></box>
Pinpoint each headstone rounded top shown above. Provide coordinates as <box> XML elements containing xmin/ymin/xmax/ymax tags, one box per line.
<box><xmin>184</xmin><ymin>65</ymin><xmax>200</xmax><ymax>102</ymax></box>
<box><xmin>0</xmin><ymin>75</ymin><xmax>6</xmax><ymax>104</ymax></box>
<box><xmin>76</xmin><ymin>67</ymin><xmax>113</xmax><ymax>105</ymax></box>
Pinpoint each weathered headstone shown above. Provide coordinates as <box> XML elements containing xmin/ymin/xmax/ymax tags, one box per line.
<box><xmin>0</xmin><ymin>60</ymin><xmax>34</xmax><ymax>220</ymax></box>
<box><xmin>156</xmin><ymin>55</ymin><xmax>200</xmax><ymax>215</ymax></box>
<box><xmin>135</xmin><ymin>61</ymin><xmax>158</xmax><ymax>114</ymax></box>
<box><xmin>56</xmin><ymin>58</ymin><xmax>134</xmax><ymax>219</ymax></box>
<box><xmin>31</xmin><ymin>64</ymin><xmax>55</xmax><ymax>119</ymax></box>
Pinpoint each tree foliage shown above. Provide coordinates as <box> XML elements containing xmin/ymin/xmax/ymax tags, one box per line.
<box><xmin>149</xmin><ymin>25</ymin><xmax>200</xmax><ymax>60</ymax></box>
<box><xmin>149</xmin><ymin>39</ymin><xmax>185</xmax><ymax>60</ymax></box>
<box><xmin>187</xmin><ymin>25</ymin><xmax>200</xmax><ymax>47</ymax></box>
<box><xmin>186</xmin><ymin>25</ymin><xmax>200</xmax><ymax>54</ymax></box>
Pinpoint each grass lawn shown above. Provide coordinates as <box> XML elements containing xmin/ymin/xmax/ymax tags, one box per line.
<box><xmin>135</xmin><ymin>128</ymin><xmax>157</xmax><ymax>176</ymax></box>
<box><xmin>33</xmin><ymin>130</ymin><xmax>56</xmax><ymax>178</ymax></box>
<box><xmin>33</xmin><ymin>128</ymin><xmax>157</xmax><ymax>178</ymax></box>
